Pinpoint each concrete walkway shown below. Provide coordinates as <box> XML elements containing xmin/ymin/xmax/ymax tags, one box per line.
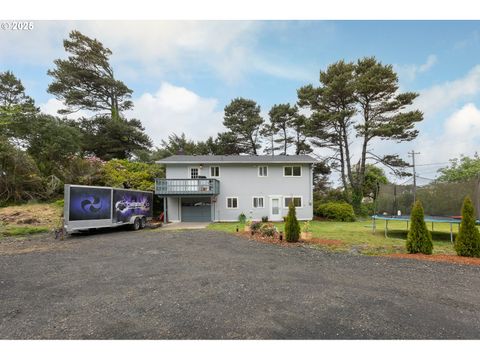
<box><xmin>161</xmin><ymin>222</ymin><xmax>210</xmax><ymax>230</ymax></box>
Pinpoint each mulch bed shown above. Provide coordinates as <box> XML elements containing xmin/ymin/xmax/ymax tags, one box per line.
<box><xmin>234</xmin><ymin>231</ymin><xmax>344</xmax><ymax>248</ymax></box>
<box><xmin>385</xmin><ymin>253</ymin><xmax>480</xmax><ymax>266</ymax></box>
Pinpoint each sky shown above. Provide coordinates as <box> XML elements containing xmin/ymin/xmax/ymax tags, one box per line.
<box><xmin>2</xmin><ymin>20</ymin><xmax>480</xmax><ymax>183</ymax></box>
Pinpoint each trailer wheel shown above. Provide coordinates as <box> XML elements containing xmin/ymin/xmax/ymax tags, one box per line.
<box><xmin>140</xmin><ymin>217</ymin><xmax>146</xmax><ymax>229</ymax></box>
<box><xmin>132</xmin><ymin>217</ymin><xmax>141</xmax><ymax>231</ymax></box>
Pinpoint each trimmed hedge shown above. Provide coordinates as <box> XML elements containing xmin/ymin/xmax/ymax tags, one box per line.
<box><xmin>315</xmin><ymin>202</ymin><xmax>356</xmax><ymax>222</ymax></box>
<box><xmin>454</xmin><ymin>196</ymin><xmax>480</xmax><ymax>257</ymax></box>
<box><xmin>406</xmin><ymin>200</ymin><xmax>433</xmax><ymax>255</ymax></box>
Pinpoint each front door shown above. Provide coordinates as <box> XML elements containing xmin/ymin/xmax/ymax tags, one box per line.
<box><xmin>270</xmin><ymin>196</ymin><xmax>282</xmax><ymax>221</ymax></box>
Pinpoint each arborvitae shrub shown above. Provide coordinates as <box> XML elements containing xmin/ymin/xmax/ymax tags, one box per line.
<box><xmin>454</xmin><ymin>196</ymin><xmax>480</xmax><ymax>257</ymax></box>
<box><xmin>406</xmin><ymin>200</ymin><xmax>433</xmax><ymax>255</ymax></box>
<box><xmin>285</xmin><ymin>201</ymin><xmax>300</xmax><ymax>243</ymax></box>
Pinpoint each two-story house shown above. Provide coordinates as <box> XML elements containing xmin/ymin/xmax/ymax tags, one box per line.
<box><xmin>155</xmin><ymin>155</ymin><xmax>317</xmax><ymax>222</ymax></box>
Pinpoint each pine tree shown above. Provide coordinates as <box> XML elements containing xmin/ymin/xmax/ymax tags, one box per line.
<box><xmin>454</xmin><ymin>196</ymin><xmax>480</xmax><ymax>257</ymax></box>
<box><xmin>285</xmin><ymin>201</ymin><xmax>300</xmax><ymax>242</ymax></box>
<box><xmin>406</xmin><ymin>200</ymin><xmax>433</xmax><ymax>255</ymax></box>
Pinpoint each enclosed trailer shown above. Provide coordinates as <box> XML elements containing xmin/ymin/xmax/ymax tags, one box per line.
<box><xmin>64</xmin><ymin>184</ymin><xmax>153</xmax><ymax>234</ymax></box>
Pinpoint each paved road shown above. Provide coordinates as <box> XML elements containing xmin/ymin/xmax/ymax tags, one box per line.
<box><xmin>1</xmin><ymin>229</ymin><xmax>479</xmax><ymax>339</ymax></box>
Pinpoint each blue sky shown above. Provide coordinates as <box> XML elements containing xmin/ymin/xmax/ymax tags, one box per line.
<box><xmin>2</xmin><ymin>20</ymin><xmax>480</xmax><ymax>180</ymax></box>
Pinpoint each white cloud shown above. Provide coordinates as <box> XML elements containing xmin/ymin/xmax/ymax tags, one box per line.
<box><xmin>0</xmin><ymin>20</ymin><xmax>310</xmax><ymax>84</ymax></box>
<box><xmin>415</xmin><ymin>64</ymin><xmax>480</xmax><ymax>118</ymax></box>
<box><xmin>396</xmin><ymin>54</ymin><xmax>437</xmax><ymax>83</ymax></box>
<box><xmin>128</xmin><ymin>82</ymin><xmax>225</xmax><ymax>146</ymax></box>
<box><xmin>400</xmin><ymin>103</ymin><xmax>480</xmax><ymax>177</ymax></box>
<box><xmin>39</xmin><ymin>98</ymin><xmax>92</xmax><ymax>119</ymax></box>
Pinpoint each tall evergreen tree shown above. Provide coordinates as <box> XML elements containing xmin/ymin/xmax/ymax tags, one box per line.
<box><xmin>406</xmin><ymin>200</ymin><xmax>433</xmax><ymax>255</ymax></box>
<box><xmin>298</xmin><ymin>60</ymin><xmax>356</xmax><ymax>193</ymax></box>
<box><xmin>223</xmin><ymin>98</ymin><xmax>264</xmax><ymax>155</ymax></box>
<box><xmin>0</xmin><ymin>71</ymin><xmax>38</xmax><ymax>141</ymax></box>
<box><xmin>268</xmin><ymin>103</ymin><xmax>295</xmax><ymax>154</ymax></box>
<box><xmin>47</xmin><ymin>30</ymin><xmax>133</xmax><ymax>121</ymax></box>
<box><xmin>298</xmin><ymin>57</ymin><xmax>422</xmax><ymax>209</ymax></box>
<box><xmin>352</xmin><ymin>57</ymin><xmax>421</xmax><ymax>208</ymax></box>
<box><xmin>454</xmin><ymin>196</ymin><xmax>480</xmax><ymax>257</ymax></box>
<box><xmin>75</xmin><ymin>116</ymin><xmax>151</xmax><ymax>160</ymax></box>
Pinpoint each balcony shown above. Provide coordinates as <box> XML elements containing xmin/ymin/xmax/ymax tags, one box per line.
<box><xmin>155</xmin><ymin>178</ymin><xmax>220</xmax><ymax>196</ymax></box>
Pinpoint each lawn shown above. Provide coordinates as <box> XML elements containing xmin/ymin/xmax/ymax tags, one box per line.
<box><xmin>208</xmin><ymin>219</ymin><xmax>465</xmax><ymax>255</ymax></box>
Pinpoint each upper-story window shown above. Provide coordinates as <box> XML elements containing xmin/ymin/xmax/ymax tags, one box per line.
<box><xmin>284</xmin><ymin>166</ymin><xmax>302</xmax><ymax>177</ymax></box>
<box><xmin>258</xmin><ymin>166</ymin><xmax>268</xmax><ymax>177</ymax></box>
<box><xmin>190</xmin><ymin>167</ymin><xmax>199</xmax><ymax>179</ymax></box>
<box><xmin>210</xmin><ymin>166</ymin><xmax>220</xmax><ymax>177</ymax></box>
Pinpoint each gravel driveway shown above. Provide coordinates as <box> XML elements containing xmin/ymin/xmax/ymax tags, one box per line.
<box><xmin>1</xmin><ymin>229</ymin><xmax>479</xmax><ymax>339</ymax></box>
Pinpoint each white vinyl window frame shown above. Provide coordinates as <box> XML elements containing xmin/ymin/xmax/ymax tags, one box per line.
<box><xmin>258</xmin><ymin>165</ymin><xmax>268</xmax><ymax>177</ymax></box>
<box><xmin>283</xmin><ymin>196</ymin><xmax>303</xmax><ymax>208</ymax></box>
<box><xmin>226</xmin><ymin>197</ymin><xmax>239</xmax><ymax>209</ymax></box>
<box><xmin>210</xmin><ymin>166</ymin><xmax>220</xmax><ymax>178</ymax></box>
<box><xmin>252</xmin><ymin>196</ymin><xmax>265</xmax><ymax>209</ymax></box>
<box><xmin>283</xmin><ymin>165</ymin><xmax>302</xmax><ymax>177</ymax></box>
<box><xmin>189</xmin><ymin>167</ymin><xmax>200</xmax><ymax>179</ymax></box>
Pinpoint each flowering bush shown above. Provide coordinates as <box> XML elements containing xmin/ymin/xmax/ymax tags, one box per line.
<box><xmin>259</xmin><ymin>223</ymin><xmax>277</xmax><ymax>237</ymax></box>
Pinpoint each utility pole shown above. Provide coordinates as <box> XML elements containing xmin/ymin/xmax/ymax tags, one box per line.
<box><xmin>408</xmin><ymin>150</ymin><xmax>420</xmax><ymax>203</ymax></box>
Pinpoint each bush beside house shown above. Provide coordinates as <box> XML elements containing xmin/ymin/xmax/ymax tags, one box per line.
<box><xmin>285</xmin><ymin>202</ymin><xmax>300</xmax><ymax>242</ymax></box>
<box><xmin>406</xmin><ymin>200</ymin><xmax>433</xmax><ymax>255</ymax></box>
<box><xmin>454</xmin><ymin>196</ymin><xmax>480</xmax><ymax>257</ymax></box>
<box><xmin>315</xmin><ymin>202</ymin><xmax>356</xmax><ymax>222</ymax></box>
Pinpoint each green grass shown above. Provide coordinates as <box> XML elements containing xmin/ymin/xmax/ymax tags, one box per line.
<box><xmin>208</xmin><ymin>219</ymin><xmax>465</xmax><ymax>255</ymax></box>
<box><xmin>0</xmin><ymin>225</ymin><xmax>50</xmax><ymax>237</ymax></box>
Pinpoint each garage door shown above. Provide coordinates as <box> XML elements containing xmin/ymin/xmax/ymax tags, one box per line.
<box><xmin>181</xmin><ymin>197</ymin><xmax>212</xmax><ymax>222</ymax></box>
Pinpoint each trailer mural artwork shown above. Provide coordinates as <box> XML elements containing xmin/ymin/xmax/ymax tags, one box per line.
<box><xmin>69</xmin><ymin>186</ymin><xmax>112</xmax><ymax>221</ymax></box>
<box><xmin>113</xmin><ymin>189</ymin><xmax>153</xmax><ymax>223</ymax></box>
<box><xmin>64</xmin><ymin>184</ymin><xmax>154</xmax><ymax>234</ymax></box>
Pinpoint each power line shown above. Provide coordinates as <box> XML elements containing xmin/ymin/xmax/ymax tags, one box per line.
<box><xmin>415</xmin><ymin>162</ymin><xmax>449</xmax><ymax>167</ymax></box>
<box><xmin>408</xmin><ymin>150</ymin><xmax>420</xmax><ymax>203</ymax></box>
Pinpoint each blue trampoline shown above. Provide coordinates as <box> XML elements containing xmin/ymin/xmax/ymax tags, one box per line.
<box><xmin>371</xmin><ymin>215</ymin><xmax>480</xmax><ymax>243</ymax></box>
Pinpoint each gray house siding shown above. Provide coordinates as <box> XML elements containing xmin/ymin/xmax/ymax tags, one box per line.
<box><xmin>164</xmin><ymin>163</ymin><xmax>313</xmax><ymax>222</ymax></box>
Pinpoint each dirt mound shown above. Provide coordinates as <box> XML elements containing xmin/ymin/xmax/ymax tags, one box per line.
<box><xmin>0</xmin><ymin>204</ymin><xmax>62</xmax><ymax>227</ymax></box>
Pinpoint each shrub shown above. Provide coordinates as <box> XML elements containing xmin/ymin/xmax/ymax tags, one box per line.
<box><xmin>261</xmin><ymin>216</ymin><xmax>269</xmax><ymax>222</ymax></box>
<box><xmin>285</xmin><ymin>201</ymin><xmax>300</xmax><ymax>242</ymax></box>
<box><xmin>316</xmin><ymin>202</ymin><xmax>356</xmax><ymax>222</ymax></box>
<box><xmin>301</xmin><ymin>221</ymin><xmax>311</xmax><ymax>233</ymax></box>
<box><xmin>259</xmin><ymin>223</ymin><xmax>277</xmax><ymax>237</ymax></box>
<box><xmin>238</xmin><ymin>213</ymin><xmax>246</xmax><ymax>223</ymax></box>
<box><xmin>356</xmin><ymin>202</ymin><xmax>375</xmax><ymax>218</ymax></box>
<box><xmin>250</xmin><ymin>221</ymin><xmax>262</xmax><ymax>232</ymax></box>
<box><xmin>53</xmin><ymin>199</ymin><xmax>64</xmax><ymax>208</ymax></box>
<box><xmin>454</xmin><ymin>196</ymin><xmax>480</xmax><ymax>257</ymax></box>
<box><xmin>406</xmin><ymin>200</ymin><xmax>433</xmax><ymax>255</ymax></box>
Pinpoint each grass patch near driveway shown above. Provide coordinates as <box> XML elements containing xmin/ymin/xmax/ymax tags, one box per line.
<box><xmin>1</xmin><ymin>225</ymin><xmax>50</xmax><ymax>237</ymax></box>
<box><xmin>0</xmin><ymin>202</ymin><xmax>62</xmax><ymax>239</ymax></box>
<box><xmin>208</xmin><ymin>220</ymin><xmax>460</xmax><ymax>256</ymax></box>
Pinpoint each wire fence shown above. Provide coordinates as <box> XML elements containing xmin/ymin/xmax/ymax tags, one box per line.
<box><xmin>375</xmin><ymin>177</ymin><xmax>480</xmax><ymax>219</ymax></box>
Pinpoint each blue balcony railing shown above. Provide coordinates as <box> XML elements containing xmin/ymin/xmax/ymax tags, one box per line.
<box><xmin>155</xmin><ymin>178</ymin><xmax>220</xmax><ymax>196</ymax></box>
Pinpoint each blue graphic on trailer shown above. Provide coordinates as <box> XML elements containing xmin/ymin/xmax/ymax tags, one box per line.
<box><xmin>69</xmin><ymin>187</ymin><xmax>112</xmax><ymax>221</ymax></box>
<box><xmin>113</xmin><ymin>189</ymin><xmax>153</xmax><ymax>223</ymax></box>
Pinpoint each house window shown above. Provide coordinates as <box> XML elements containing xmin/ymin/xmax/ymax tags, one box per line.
<box><xmin>190</xmin><ymin>168</ymin><xmax>199</xmax><ymax>179</ymax></box>
<box><xmin>226</xmin><ymin>197</ymin><xmax>238</xmax><ymax>209</ymax></box>
<box><xmin>258</xmin><ymin>166</ymin><xmax>268</xmax><ymax>177</ymax></box>
<box><xmin>284</xmin><ymin>166</ymin><xmax>302</xmax><ymax>177</ymax></box>
<box><xmin>284</xmin><ymin>196</ymin><xmax>302</xmax><ymax>208</ymax></box>
<box><xmin>210</xmin><ymin>166</ymin><xmax>220</xmax><ymax>177</ymax></box>
<box><xmin>253</xmin><ymin>197</ymin><xmax>264</xmax><ymax>208</ymax></box>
